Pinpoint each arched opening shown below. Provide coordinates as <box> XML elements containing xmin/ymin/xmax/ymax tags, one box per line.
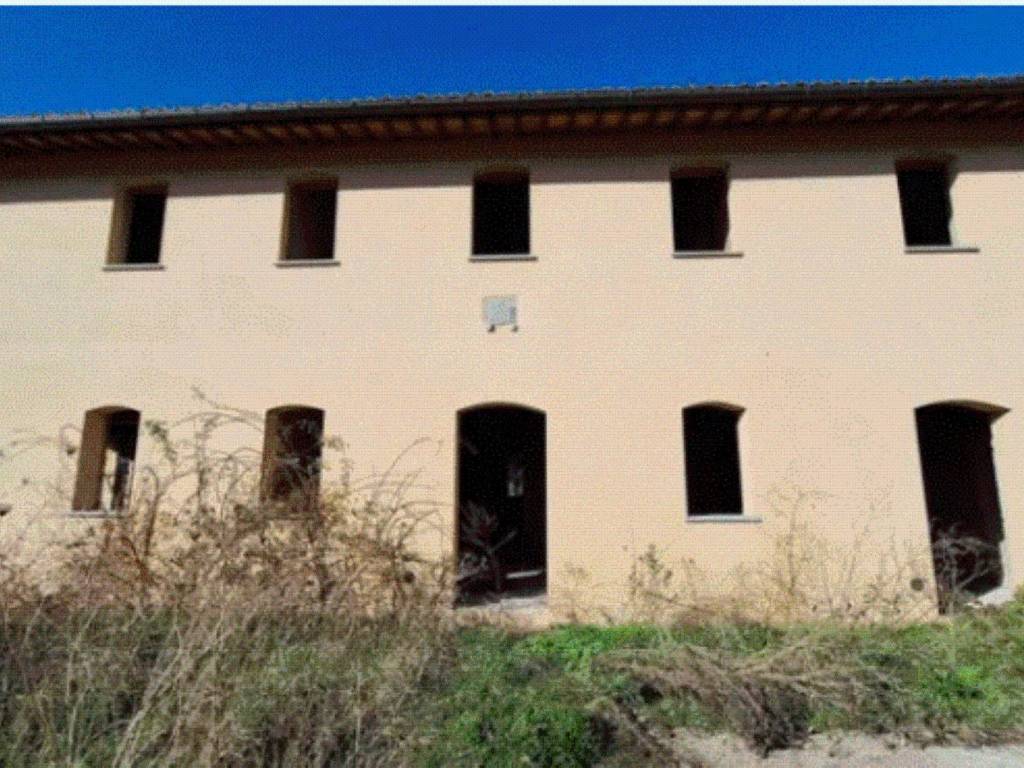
<box><xmin>683</xmin><ymin>402</ymin><xmax>744</xmax><ymax>517</ymax></box>
<box><xmin>72</xmin><ymin>406</ymin><xmax>140</xmax><ymax>513</ymax></box>
<box><xmin>457</xmin><ymin>403</ymin><xmax>546</xmax><ymax>603</ymax></box>
<box><xmin>916</xmin><ymin>401</ymin><xmax>1008</xmax><ymax>611</ymax></box>
<box><xmin>261</xmin><ymin>405</ymin><xmax>325</xmax><ymax>509</ymax></box>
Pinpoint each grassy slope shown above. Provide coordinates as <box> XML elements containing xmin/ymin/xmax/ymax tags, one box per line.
<box><xmin>420</xmin><ymin>599</ymin><xmax>1024</xmax><ymax>767</ymax></box>
<box><xmin>2</xmin><ymin>598</ymin><xmax>1023</xmax><ymax>767</ymax></box>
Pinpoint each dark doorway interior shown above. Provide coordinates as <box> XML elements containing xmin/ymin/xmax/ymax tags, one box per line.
<box><xmin>457</xmin><ymin>405</ymin><xmax>546</xmax><ymax>602</ymax></box>
<box><xmin>916</xmin><ymin>403</ymin><xmax>1006</xmax><ymax>611</ymax></box>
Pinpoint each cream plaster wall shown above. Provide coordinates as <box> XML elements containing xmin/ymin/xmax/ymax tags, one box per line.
<box><xmin>1</xmin><ymin>128</ymin><xmax>1023</xmax><ymax>616</ymax></box>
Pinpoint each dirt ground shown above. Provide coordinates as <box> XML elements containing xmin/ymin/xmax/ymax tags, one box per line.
<box><xmin>673</xmin><ymin>733</ymin><xmax>1024</xmax><ymax>767</ymax></box>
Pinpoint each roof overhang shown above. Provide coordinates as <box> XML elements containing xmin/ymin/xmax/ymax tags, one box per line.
<box><xmin>2</xmin><ymin>77</ymin><xmax>1023</xmax><ymax>156</ymax></box>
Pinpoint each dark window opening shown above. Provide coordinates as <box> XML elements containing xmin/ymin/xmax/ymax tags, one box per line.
<box><xmin>457</xmin><ymin>405</ymin><xmax>546</xmax><ymax>603</ymax></box>
<box><xmin>683</xmin><ymin>404</ymin><xmax>743</xmax><ymax>516</ymax></box>
<box><xmin>916</xmin><ymin>403</ymin><xmax>1006</xmax><ymax>612</ymax></box>
<box><xmin>473</xmin><ymin>172</ymin><xmax>530</xmax><ymax>255</ymax></box>
<box><xmin>284</xmin><ymin>182</ymin><xmax>337</xmax><ymax>261</ymax></box>
<box><xmin>897</xmin><ymin>165</ymin><xmax>952</xmax><ymax>246</ymax></box>
<box><xmin>261</xmin><ymin>406</ymin><xmax>325</xmax><ymax>507</ymax></box>
<box><xmin>72</xmin><ymin>407</ymin><xmax>140</xmax><ymax>512</ymax></box>
<box><xmin>121</xmin><ymin>189</ymin><xmax>167</xmax><ymax>264</ymax></box>
<box><xmin>672</xmin><ymin>170</ymin><xmax>729</xmax><ymax>252</ymax></box>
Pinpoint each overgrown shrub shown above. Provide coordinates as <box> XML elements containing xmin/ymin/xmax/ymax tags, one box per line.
<box><xmin>0</xmin><ymin>396</ymin><xmax>455</xmax><ymax>767</ymax></box>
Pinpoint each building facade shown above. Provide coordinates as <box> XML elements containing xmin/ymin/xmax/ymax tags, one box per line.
<box><xmin>2</xmin><ymin>78</ymin><xmax>1023</xmax><ymax>617</ymax></box>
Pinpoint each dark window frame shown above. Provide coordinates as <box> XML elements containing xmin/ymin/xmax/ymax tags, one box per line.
<box><xmin>281</xmin><ymin>179</ymin><xmax>339</xmax><ymax>262</ymax></box>
<box><xmin>260</xmin><ymin>405</ymin><xmax>326</xmax><ymax>509</ymax></box>
<box><xmin>110</xmin><ymin>186</ymin><xmax>168</xmax><ymax>265</ymax></box>
<box><xmin>472</xmin><ymin>169</ymin><xmax>531</xmax><ymax>257</ymax></box>
<box><xmin>671</xmin><ymin>167</ymin><xmax>730</xmax><ymax>253</ymax></box>
<box><xmin>682</xmin><ymin>403</ymin><xmax>744</xmax><ymax>517</ymax></box>
<box><xmin>896</xmin><ymin>159</ymin><xmax>954</xmax><ymax>247</ymax></box>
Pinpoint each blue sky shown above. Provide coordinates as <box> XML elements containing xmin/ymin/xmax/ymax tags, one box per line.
<box><xmin>1</xmin><ymin>7</ymin><xmax>1023</xmax><ymax>116</ymax></box>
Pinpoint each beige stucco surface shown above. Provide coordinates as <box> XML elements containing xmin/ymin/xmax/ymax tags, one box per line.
<box><xmin>1</xmin><ymin>123</ymin><xmax>1023</xmax><ymax>618</ymax></box>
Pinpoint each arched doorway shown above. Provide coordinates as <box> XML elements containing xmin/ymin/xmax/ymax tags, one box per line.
<box><xmin>457</xmin><ymin>404</ymin><xmax>546</xmax><ymax>603</ymax></box>
<box><xmin>916</xmin><ymin>401</ymin><xmax>1008</xmax><ymax>611</ymax></box>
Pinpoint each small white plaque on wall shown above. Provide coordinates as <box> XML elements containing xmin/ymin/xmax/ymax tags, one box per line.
<box><xmin>483</xmin><ymin>295</ymin><xmax>518</xmax><ymax>331</ymax></box>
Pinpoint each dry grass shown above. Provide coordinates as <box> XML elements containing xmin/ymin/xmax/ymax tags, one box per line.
<box><xmin>621</xmin><ymin>482</ymin><xmax>999</xmax><ymax>627</ymax></box>
<box><xmin>0</xmin><ymin>396</ymin><xmax>455</xmax><ymax>767</ymax></box>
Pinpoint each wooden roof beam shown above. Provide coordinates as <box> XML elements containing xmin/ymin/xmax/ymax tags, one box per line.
<box><xmin>991</xmin><ymin>97</ymin><xmax>1022</xmax><ymax>114</ymax></box>
<box><xmin>415</xmin><ymin>117</ymin><xmax>439</xmax><ymax>136</ymax></box>
<box><xmin>239</xmin><ymin>125</ymin><xmax>271</xmax><ymax>143</ymax></box>
<box><xmin>844</xmin><ymin>102</ymin><xmax>873</xmax><ymax>121</ymax></box>
<box><xmin>263</xmin><ymin>125</ymin><xmax>292</xmax><ymax>142</ymax></box>
<box><xmin>70</xmin><ymin>131</ymin><xmax>101</xmax><ymax>148</ymax></box>
<box><xmin>214</xmin><ymin>126</ymin><xmax>244</xmax><ymax>143</ymax></box>
<box><xmin>42</xmin><ymin>133</ymin><xmax>74</xmax><ymax>149</ymax></box>
<box><xmin>0</xmin><ymin>136</ymin><xmax>32</xmax><ymax>151</ymax></box>
<box><xmin>680</xmin><ymin>109</ymin><xmax>707</xmax><ymax>127</ymax></box>
<box><xmin>546</xmin><ymin>112</ymin><xmax>571</xmax><ymax>130</ymax></box>
<box><xmin>573</xmin><ymin>111</ymin><xmax>598</xmax><ymax>129</ymax></box>
<box><xmin>737</xmin><ymin>105</ymin><xmax>765</xmax><ymax>124</ymax></box>
<box><xmin>599</xmin><ymin>110</ymin><xmax>625</xmax><ymax>128</ymax></box>
<box><xmin>653</xmin><ymin>109</ymin><xmax>677</xmax><ymax>127</ymax></box>
<box><xmin>788</xmin><ymin>105</ymin><xmax>818</xmax><ymax>124</ymax></box>
<box><xmin>816</xmin><ymin>104</ymin><xmax>847</xmax><ymax>122</ymax></box>
<box><xmin>312</xmin><ymin>122</ymin><xmax>339</xmax><ymax>140</ymax></box>
<box><xmin>390</xmin><ymin>119</ymin><xmax>415</xmax><ymax>137</ymax></box>
<box><xmin>519</xmin><ymin>114</ymin><xmax>544</xmax><ymax>132</ymax></box>
<box><xmin>166</xmin><ymin>129</ymin><xmax>197</xmax><ymax>146</ymax></box>
<box><xmin>959</xmin><ymin>98</ymin><xmax>992</xmax><ymax>117</ymax></box>
<box><xmin>493</xmin><ymin>114</ymin><xmax>517</xmax><ymax>132</ymax></box>
<box><xmin>441</xmin><ymin>116</ymin><xmax>465</xmax><ymax>135</ymax></box>
<box><xmin>289</xmin><ymin>123</ymin><xmax>316</xmax><ymax>141</ymax></box>
<box><xmin>364</xmin><ymin>119</ymin><xmax>390</xmax><ymax>139</ymax></box>
<box><xmin>626</xmin><ymin>110</ymin><xmax>651</xmax><ymax>128</ymax></box>
<box><xmin>764</xmin><ymin>105</ymin><xmax>792</xmax><ymax>124</ymax></box>
<box><xmin>338</xmin><ymin>121</ymin><xmax>366</xmax><ymax>139</ymax></box>
<box><xmin>708</xmin><ymin>107</ymin><xmax>734</xmax><ymax>125</ymax></box>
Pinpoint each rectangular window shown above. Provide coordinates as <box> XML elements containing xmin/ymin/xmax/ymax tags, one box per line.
<box><xmin>683</xmin><ymin>404</ymin><xmax>743</xmax><ymax>516</ymax></box>
<box><xmin>72</xmin><ymin>408</ymin><xmax>140</xmax><ymax>513</ymax></box>
<box><xmin>672</xmin><ymin>170</ymin><xmax>729</xmax><ymax>252</ymax></box>
<box><xmin>473</xmin><ymin>171</ymin><xmax>530</xmax><ymax>256</ymax></box>
<box><xmin>284</xmin><ymin>181</ymin><xmax>338</xmax><ymax>261</ymax></box>
<box><xmin>897</xmin><ymin>164</ymin><xmax>952</xmax><ymax>247</ymax></box>
<box><xmin>115</xmin><ymin>188</ymin><xmax>167</xmax><ymax>264</ymax></box>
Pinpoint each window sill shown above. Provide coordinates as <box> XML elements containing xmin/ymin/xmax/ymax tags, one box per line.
<box><xmin>103</xmin><ymin>263</ymin><xmax>165</xmax><ymax>271</ymax></box>
<box><xmin>470</xmin><ymin>254</ymin><xmax>538</xmax><ymax>262</ymax></box>
<box><xmin>685</xmin><ymin>514</ymin><xmax>763</xmax><ymax>524</ymax></box>
<box><xmin>275</xmin><ymin>259</ymin><xmax>341</xmax><ymax>268</ymax></box>
<box><xmin>904</xmin><ymin>245</ymin><xmax>980</xmax><ymax>254</ymax></box>
<box><xmin>62</xmin><ymin>509</ymin><xmax>122</xmax><ymax>519</ymax></box>
<box><xmin>673</xmin><ymin>250</ymin><xmax>744</xmax><ymax>259</ymax></box>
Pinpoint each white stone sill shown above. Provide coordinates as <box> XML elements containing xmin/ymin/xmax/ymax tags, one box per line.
<box><xmin>59</xmin><ymin>510</ymin><xmax>121</xmax><ymax>519</ymax></box>
<box><xmin>275</xmin><ymin>259</ymin><xmax>340</xmax><ymax>268</ymax></box>
<box><xmin>470</xmin><ymin>254</ymin><xmax>538</xmax><ymax>262</ymax></box>
<box><xmin>685</xmin><ymin>515</ymin><xmax>763</xmax><ymax>524</ymax></box>
<box><xmin>673</xmin><ymin>250</ymin><xmax>744</xmax><ymax>259</ymax></box>
<box><xmin>103</xmin><ymin>263</ymin><xmax>165</xmax><ymax>271</ymax></box>
<box><xmin>904</xmin><ymin>245</ymin><xmax>980</xmax><ymax>254</ymax></box>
